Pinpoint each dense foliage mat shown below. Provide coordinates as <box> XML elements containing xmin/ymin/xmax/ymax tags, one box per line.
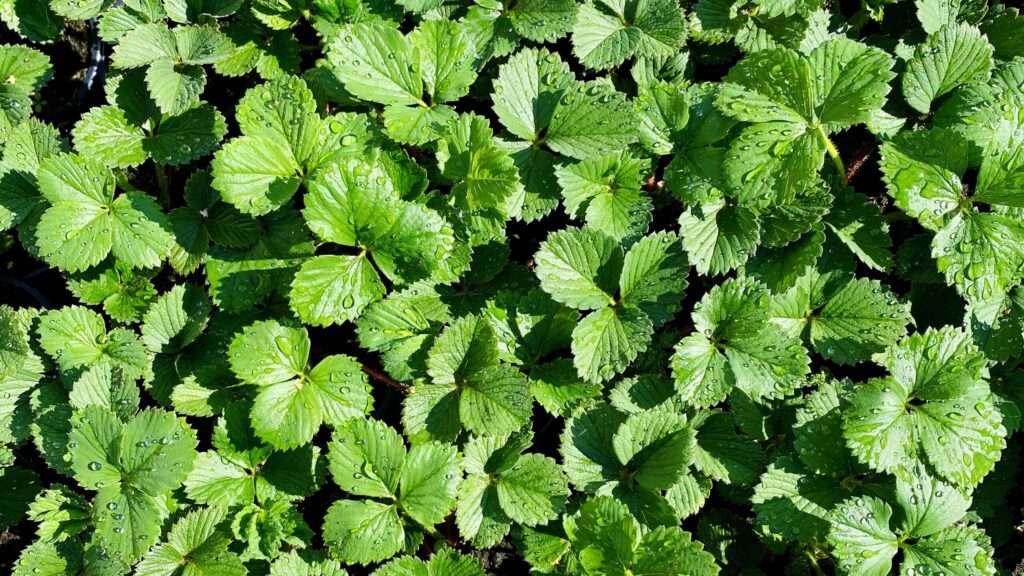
<box><xmin>1</xmin><ymin>0</ymin><xmax>1023</xmax><ymax>574</ymax></box>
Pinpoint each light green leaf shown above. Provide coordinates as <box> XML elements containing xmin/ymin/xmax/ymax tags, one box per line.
<box><xmin>210</xmin><ymin>135</ymin><xmax>301</xmax><ymax>217</ymax></box>
<box><xmin>678</xmin><ymin>197</ymin><xmax>759</xmax><ymax>277</ymax></box>
<box><xmin>289</xmin><ymin>254</ymin><xmax>385</xmax><ymax>327</ymax></box>
<box><xmin>902</xmin><ymin>24</ymin><xmax>994</xmax><ymax>114</ymax></box>
<box><xmin>545</xmin><ymin>81</ymin><xmax>639</xmax><ymax>160</ymax></box>
<box><xmin>572</xmin><ymin>306</ymin><xmax>653</xmax><ymax>384</ymax></box>
<box><xmin>828</xmin><ymin>496</ymin><xmax>899</xmax><ymax>576</ymax></box>
<box><xmin>327</xmin><ymin>23</ymin><xmax>423</xmax><ymax>107</ymax></box>
<box><xmin>843</xmin><ymin>328</ymin><xmax>1006</xmax><ymax>488</ymax></box>
<box><xmin>436</xmin><ymin>113</ymin><xmax>521</xmax><ymax>214</ymax></box>
<box><xmin>535</xmin><ymin>227</ymin><xmax>620</xmax><ymax>310</ymax></box>
<box><xmin>409</xmin><ymin>20</ymin><xmax>477</xmax><ymax>103</ymax></box>
<box><xmin>71</xmin><ymin>106</ymin><xmax>146</xmax><ymax>169</ymax></box>
<box><xmin>323</xmin><ymin>499</ymin><xmax>404</xmax><ymax>565</ymax></box>
<box><xmin>571</xmin><ymin>0</ymin><xmax>686</xmax><ymax>70</ymax></box>
<box><xmin>556</xmin><ymin>152</ymin><xmax>651</xmax><ymax>243</ymax></box>
<box><xmin>328</xmin><ymin>418</ymin><xmax>403</xmax><ymax>499</ymax></box>
<box><xmin>496</xmin><ymin>454</ymin><xmax>568</xmax><ymax>526</ymax></box>
<box><xmin>491</xmin><ymin>48</ymin><xmax>574</xmax><ymax>143</ymax></box>
<box><xmin>136</xmin><ymin>507</ymin><xmax>243</xmax><ymax>576</ymax></box>
<box><xmin>398</xmin><ymin>442</ymin><xmax>459</xmax><ymax>528</ymax></box>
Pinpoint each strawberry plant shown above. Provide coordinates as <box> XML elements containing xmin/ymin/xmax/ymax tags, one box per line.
<box><xmin>1</xmin><ymin>0</ymin><xmax>1023</xmax><ymax>574</ymax></box>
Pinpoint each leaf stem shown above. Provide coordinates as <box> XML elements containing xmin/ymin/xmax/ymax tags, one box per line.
<box><xmin>155</xmin><ymin>163</ymin><xmax>171</xmax><ymax>208</ymax></box>
<box><xmin>816</xmin><ymin>124</ymin><xmax>847</xmax><ymax>185</ymax></box>
<box><xmin>805</xmin><ymin>550</ymin><xmax>825</xmax><ymax>576</ymax></box>
<box><xmin>361</xmin><ymin>364</ymin><xmax>408</xmax><ymax>393</ymax></box>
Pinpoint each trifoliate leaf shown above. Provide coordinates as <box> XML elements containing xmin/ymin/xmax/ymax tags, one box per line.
<box><xmin>556</xmin><ymin>152</ymin><xmax>651</xmax><ymax>243</ymax></box>
<box><xmin>436</xmin><ymin>113</ymin><xmax>521</xmax><ymax>215</ymax></box>
<box><xmin>843</xmin><ymin>327</ymin><xmax>1006</xmax><ymax>488</ymax></box>
<box><xmin>135</xmin><ymin>507</ymin><xmax>244</xmax><ymax>576</ymax></box>
<box><xmin>571</xmin><ymin>0</ymin><xmax>686</xmax><ymax>70</ymax></box>
<box><xmin>36</xmin><ymin>154</ymin><xmax>173</xmax><ymax>272</ymax></box>
<box><xmin>229</xmin><ymin>320</ymin><xmax>371</xmax><ymax>449</ymax></box>
<box><xmin>37</xmin><ymin>306</ymin><xmax>147</xmax><ymax>377</ymax></box>
<box><xmin>672</xmin><ymin>278</ymin><xmax>809</xmax><ymax>407</ymax></box>
<box><xmin>303</xmin><ymin>159</ymin><xmax>454</xmax><ymax>288</ymax></box>
<box><xmin>770</xmin><ymin>270</ymin><xmax>912</xmax><ymax>364</ymax></box>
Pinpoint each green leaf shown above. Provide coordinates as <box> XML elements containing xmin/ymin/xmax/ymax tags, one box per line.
<box><xmin>678</xmin><ymin>197</ymin><xmax>760</xmax><ymax>277</ymax></box>
<box><xmin>496</xmin><ymin>453</ymin><xmax>569</xmax><ymax>526</ymax></box>
<box><xmin>323</xmin><ymin>499</ymin><xmax>404</xmax><ymax>565</ymax></box>
<box><xmin>436</xmin><ymin>113</ymin><xmax>521</xmax><ymax>215</ymax></box>
<box><xmin>843</xmin><ymin>328</ymin><xmax>1006</xmax><ymax>488</ymax></box>
<box><xmin>752</xmin><ymin>457</ymin><xmax>848</xmax><ymax>543</ymax></box>
<box><xmin>902</xmin><ymin>24</ymin><xmax>994</xmax><ymax>114</ymax></box>
<box><xmin>140</xmin><ymin>283</ymin><xmax>210</xmax><ymax>354</ymax></box>
<box><xmin>692</xmin><ymin>412</ymin><xmax>763</xmax><ymax>485</ymax></box>
<box><xmin>269</xmin><ymin>551</ymin><xmax>348</xmax><ymax>576</ymax></box>
<box><xmin>37</xmin><ymin>306</ymin><xmax>147</xmax><ymax>376</ymax></box>
<box><xmin>327</xmin><ymin>23</ymin><xmax>423</xmax><ymax>107</ymax></box>
<box><xmin>810</xmin><ymin>38</ymin><xmax>895</xmax><ymax>130</ymax></box>
<box><xmin>895</xmin><ymin>464</ymin><xmax>971</xmax><ymax>538</ymax></box>
<box><xmin>303</xmin><ymin>160</ymin><xmax>453</xmax><ymax>285</ymax></box>
<box><xmin>878</xmin><ymin>128</ymin><xmax>966</xmax><ymax>232</ymax></box>
<box><xmin>560</xmin><ymin>402</ymin><xmax>625</xmax><ymax>491</ymax></box>
<box><xmin>71</xmin><ymin>106</ymin><xmax>146</xmax><ymax>169</ymax></box>
<box><xmin>136</xmin><ymin>507</ymin><xmax>244</xmax><ymax>576</ymax></box>
<box><xmin>36</xmin><ymin>154</ymin><xmax>173</xmax><ymax>272</ymax></box>
<box><xmin>633</xmin><ymin>526</ymin><xmax>720</xmax><ymax>576</ymax></box>
<box><xmin>210</xmin><ymin>135</ymin><xmax>301</xmax><ymax>217</ymax></box>
<box><xmin>375</xmin><ymin>550</ymin><xmax>484</xmax><ymax>576</ymax></box>
<box><xmin>571</xmin><ymin>0</ymin><xmax>686</xmax><ymax>70</ymax></box>
<box><xmin>0</xmin><ymin>44</ymin><xmax>52</xmax><ymax>123</ymax></box>
<box><xmin>327</xmin><ymin>418</ymin><xmax>403</xmax><ymax>499</ymax></box>
<box><xmin>672</xmin><ymin>278</ymin><xmax>809</xmax><ymax>407</ymax></box>
<box><xmin>398</xmin><ymin>442</ymin><xmax>459</xmax><ymax>528</ymax></box>
<box><xmin>827</xmin><ymin>496</ymin><xmax>899</xmax><ymax>576</ymax></box>
<box><xmin>934</xmin><ymin>208</ymin><xmax>1024</xmax><ymax>307</ymax></box>
<box><xmin>507</xmin><ymin>0</ymin><xmax>576</xmax><ymax>43</ymax></box>
<box><xmin>459</xmin><ymin>364</ymin><xmax>532</xmax><ymax>436</ymax></box>
<box><xmin>409</xmin><ymin>20</ymin><xmax>477</xmax><ymax>103</ymax></box>
<box><xmin>771</xmin><ymin>271</ymin><xmax>912</xmax><ymax>365</ymax></box>
<box><xmin>572</xmin><ymin>306</ymin><xmax>653</xmax><ymax>384</ymax></box>
<box><xmin>145</xmin><ymin>103</ymin><xmax>227</xmax><ymax>166</ymax></box>
<box><xmin>491</xmin><ymin>48</ymin><xmax>575</xmax><ymax>143</ymax></box>
<box><xmin>556</xmin><ymin>152</ymin><xmax>651</xmax><ymax>243</ymax></box>
<box><xmin>145</xmin><ymin>59</ymin><xmax>206</xmax><ymax>116</ymax></box>
<box><xmin>535</xmin><ymin>227</ymin><xmax>621</xmax><ymax>310</ymax></box>
<box><xmin>289</xmin><ymin>254</ymin><xmax>385</xmax><ymax>327</ymax></box>
<box><xmin>544</xmin><ymin>81</ymin><xmax>639</xmax><ymax>160</ymax></box>
<box><xmin>612</xmin><ymin>406</ymin><xmax>693</xmax><ymax>491</ymax></box>
<box><xmin>901</xmin><ymin>525</ymin><xmax>996</xmax><ymax>576</ymax></box>
<box><xmin>618</xmin><ymin>231</ymin><xmax>687</xmax><ymax>325</ymax></box>
<box><xmin>229</xmin><ymin>320</ymin><xmax>370</xmax><ymax>448</ymax></box>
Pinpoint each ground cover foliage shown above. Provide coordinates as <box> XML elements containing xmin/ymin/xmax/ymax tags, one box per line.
<box><xmin>1</xmin><ymin>0</ymin><xmax>1024</xmax><ymax>574</ymax></box>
